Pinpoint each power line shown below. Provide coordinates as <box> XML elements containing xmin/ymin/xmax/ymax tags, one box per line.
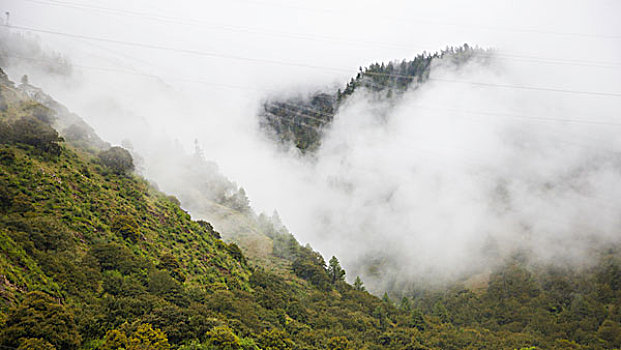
<box><xmin>229</xmin><ymin>0</ymin><xmax>621</xmax><ymax>40</ymax></box>
<box><xmin>0</xmin><ymin>53</ymin><xmax>263</xmax><ymax>91</ymax></box>
<box><xmin>18</xmin><ymin>0</ymin><xmax>621</xmax><ymax>69</ymax></box>
<box><xmin>430</xmin><ymin>77</ymin><xmax>621</xmax><ymax>98</ymax></box>
<box><xmin>20</xmin><ymin>0</ymin><xmax>414</xmax><ymax>51</ymax></box>
<box><xmin>4</xmin><ymin>24</ymin><xmax>621</xmax><ymax>99</ymax></box>
<box><xmin>5</xmin><ymin>53</ymin><xmax>621</xmax><ymax>163</ymax></box>
<box><xmin>1</xmin><ymin>53</ymin><xmax>336</xmax><ymax>125</ymax></box>
<box><xmin>412</xmin><ymin>104</ymin><xmax>621</xmax><ymax>127</ymax></box>
<box><xmin>3</xmin><ymin>52</ymin><xmax>620</xmax><ymax>128</ymax></box>
<box><xmin>1</xmin><ymin>24</ymin><xmax>351</xmax><ymax>73</ymax></box>
<box><xmin>263</xmin><ymin>110</ymin><xmax>322</xmax><ymax>131</ymax></box>
<box><xmin>266</xmin><ymin>102</ymin><xmax>334</xmax><ymax>122</ymax></box>
<box><xmin>360</xmin><ymin>71</ymin><xmax>621</xmax><ymax>98</ymax></box>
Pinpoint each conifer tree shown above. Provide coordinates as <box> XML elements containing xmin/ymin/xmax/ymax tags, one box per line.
<box><xmin>327</xmin><ymin>256</ymin><xmax>346</xmax><ymax>284</ymax></box>
<box><xmin>353</xmin><ymin>276</ymin><xmax>366</xmax><ymax>291</ymax></box>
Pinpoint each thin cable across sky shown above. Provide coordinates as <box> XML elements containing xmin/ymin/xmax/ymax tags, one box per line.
<box><xmin>3</xmin><ymin>24</ymin><xmax>621</xmax><ymax>98</ymax></box>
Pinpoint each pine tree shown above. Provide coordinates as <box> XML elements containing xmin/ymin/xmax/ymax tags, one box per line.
<box><xmin>410</xmin><ymin>307</ymin><xmax>426</xmax><ymax>331</ymax></box>
<box><xmin>353</xmin><ymin>276</ymin><xmax>365</xmax><ymax>291</ymax></box>
<box><xmin>382</xmin><ymin>292</ymin><xmax>391</xmax><ymax>304</ymax></box>
<box><xmin>433</xmin><ymin>302</ymin><xmax>451</xmax><ymax>324</ymax></box>
<box><xmin>399</xmin><ymin>296</ymin><xmax>411</xmax><ymax>312</ymax></box>
<box><xmin>327</xmin><ymin>256</ymin><xmax>346</xmax><ymax>284</ymax></box>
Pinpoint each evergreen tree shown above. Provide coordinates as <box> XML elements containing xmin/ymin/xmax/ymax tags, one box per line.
<box><xmin>399</xmin><ymin>296</ymin><xmax>412</xmax><ymax>312</ymax></box>
<box><xmin>353</xmin><ymin>276</ymin><xmax>366</xmax><ymax>291</ymax></box>
<box><xmin>382</xmin><ymin>292</ymin><xmax>391</xmax><ymax>304</ymax></box>
<box><xmin>410</xmin><ymin>308</ymin><xmax>426</xmax><ymax>331</ymax></box>
<box><xmin>327</xmin><ymin>256</ymin><xmax>346</xmax><ymax>284</ymax></box>
<box><xmin>433</xmin><ymin>302</ymin><xmax>451</xmax><ymax>324</ymax></box>
<box><xmin>373</xmin><ymin>305</ymin><xmax>388</xmax><ymax>331</ymax></box>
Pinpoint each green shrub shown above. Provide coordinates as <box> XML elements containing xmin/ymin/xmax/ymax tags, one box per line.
<box><xmin>8</xmin><ymin>116</ymin><xmax>63</xmax><ymax>156</ymax></box>
<box><xmin>0</xmin><ymin>147</ymin><xmax>15</xmax><ymax>164</ymax></box>
<box><xmin>98</xmin><ymin>146</ymin><xmax>134</xmax><ymax>175</ymax></box>
<box><xmin>204</xmin><ymin>325</ymin><xmax>242</xmax><ymax>350</ymax></box>
<box><xmin>1</xmin><ymin>291</ymin><xmax>81</xmax><ymax>350</ymax></box>
<box><xmin>111</xmin><ymin>215</ymin><xmax>141</xmax><ymax>242</ymax></box>
<box><xmin>16</xmin><ymin>338</ymin><xmax>57</xmax><ymax>350</ymax></box>
<box><xmin>256</xmin><ymin>329</ymin><xmax>295</xmax><ymax>350</ymax></box>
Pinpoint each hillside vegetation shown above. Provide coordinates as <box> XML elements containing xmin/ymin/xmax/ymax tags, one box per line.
<box><xmin>0</xmin><ymin>68</ymin><xmax>620</xmax><ymax>350</ymax></box>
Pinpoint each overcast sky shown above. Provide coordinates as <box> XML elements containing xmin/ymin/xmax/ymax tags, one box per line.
<box><xmin>4</xmin><ymin>0</ymin><xmax>620</xmax><ymax>92</ymax></box>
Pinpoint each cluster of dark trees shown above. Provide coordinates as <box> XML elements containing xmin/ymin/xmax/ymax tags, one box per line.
<box><xmin>259</xmin><ymin>44</ymin><xmax>487</xmax><ymax>152</ymax></box>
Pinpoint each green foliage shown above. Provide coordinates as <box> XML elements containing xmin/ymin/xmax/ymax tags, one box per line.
<box><xmin>0</xmin><ymin>147</ymin><xmax>15</xmax><ymax>164</ymax></box>
<box><xmin>16</xmin><ymin>338</ymin><xmax>57</xmax><ymax>350</ymax></box>
<box><xmin>148</xmin><ymin>269</ymin><xmax>187</xmax><ymax>306</ymax></box>
<box><xmin>432</xmin><ymin>302</ymin><xmax>451</xmax><ymax>324</ymax></box>
<box><xmin>328</xmin><ymin>256</ymin><xmax>346</xmax><ymax>285</ymax></box>
<box><xmin>226</xmin><ymin>243</ymin><xmax>246</xmax><ymax>265</ymax></box>
<box><xmin>410</xmin><ymin>308</ymin><xmax>426</xmax><ymax>331</ymax></box>
<box><xmin>205</xmin><ymin>325</ymin><xmax>242</xmax><ymax>350</ymax></box>
<box><xmin>100</xmin><ymin>329</ymin><xmax>128</xmax><ymax>350</ymax></box>
<box><xmin>111</xmin><ymin>214</ymin><xmax>141</xmax><ymax>242</ymax></box>
<box><xmin>0</xmin><ymin>181</ymin><xmax>13</xmax><ymax>212</ymax></box>
<box><xmin>292</xmin><ymin>247</ymin><xmax>330</xmax><ymax>290</ymax></box>
<box><xmin>597</xmin><ymin>319</ymin><xmax>621</xmax><ymax>348</ymax></box>
<box><xmin>101</xmin><ymin>323</ymin><xmax>170</xmax><ymax>350</ymax></box>
<box><xmin>271</xmin><ymin>232</ymin><xmax>300</xmax><ymax>260</ymax></box>
<box><xmin>127</xmin><ymin>323</ymin><xmax>170</xmax><ymax>350</ymax></box>
<box><xmin>178</xmin><ymin>340</ymin><xmax>209</xmax><ymax>350</ymax></box>
<box><xmin>327</xmin><ymin>336</ymin><xmax>353</xmax><ymax>350</ymax></box>
<box><xmin>90</xmin><ymin>242</ymin><xmax>146</xmax><ymax>274</ymax></box>
<box><xmin>260</xmin><ymin>93</ymin><xmax>334</xmax><ymax>152</ymax></box>
<box><xmin>1</xmin><ymin>116</ymin><xmax>63</xmax><ymax>156</ymax></box>
<box><xmin>98</xmin><ymin>146</ymin><xmax>134</xmax><ymax>174</ymax></box>
<box><xmin>19</xmin><ymin>101</ymin><xmax>56</xmax><ymax>124</ymax></box>
<box><xmin>353</xmin><ymin>276</ymin><xmax>365</xmax><ymax>292</ymax></box>
<box><xmin>158</xmin><ymin>253</ymin><xmax>186</xmax><ymax>283</ymax></box>
<box><xmin>197</xmin><ymin>220</ymin><xmax>221</xmax><ymax>239</ymax></box>
<box><xmin>382</xmin><ymin>292</ymin><xmax>391</xmax><ymax>304</ymax></box>
<box><xmin>1</xmin><ymin>291</ymin><xmax>81</xmax><ymax>350</ymax></box>
<box><xmin>256</xmin><ymin>329</ymin><xmax>295</xmax><ymax>350</ymax></box>
<box><xmin>62</xmin><ymin>123</ymin><xmax>90</xmax><ymax>142</ymax></box>
<box><xmin>399</xmin><ymin>296</ymin><xmax>412</xmax><ymax>312</ymax></box>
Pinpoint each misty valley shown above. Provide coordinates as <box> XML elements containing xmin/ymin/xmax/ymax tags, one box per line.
<box><xmin>0</xmin><ymin>2</ymin><xmax>620</xmax><ymax>350</ymax></box>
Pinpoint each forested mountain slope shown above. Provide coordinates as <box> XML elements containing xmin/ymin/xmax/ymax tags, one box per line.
<box><xmin>0</xmin><ymin>68</ymin><xmax>620</xmax><ymax>350</ymax></box>
<box><xmin>259</xmin><ymin>45</ymin><xmax>487</xmax><ymax>152</ymax></box>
